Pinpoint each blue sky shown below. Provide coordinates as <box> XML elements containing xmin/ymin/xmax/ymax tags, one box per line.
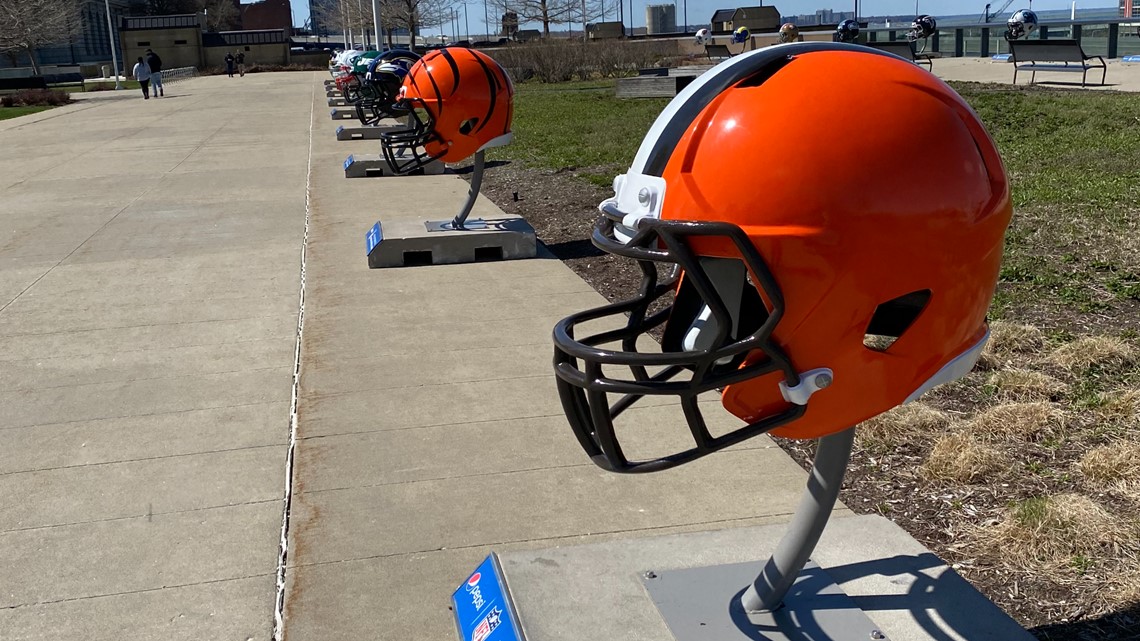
<box><xmin>288</xmin><ymin>0</ymin><xmax>1117</xmax><ymax>32</ymax></box>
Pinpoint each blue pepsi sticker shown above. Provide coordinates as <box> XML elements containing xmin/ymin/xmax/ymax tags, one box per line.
<box><xmin>336</xmin><ymin>125</ymin><xmax>345</xmax><ymax>136</ymax></box>
<box><xmin>992</xmin><ymin>53</ymin><xmax>1011</xmax><ymax>61</ymax></box>
<box><xmin>344</xmin><ymin>155</ymin><xmax>354</xmax><ymax>171</ymax></box>
<box><xmin>1124</xmin><ymin>55</ymin><xmax>1140</xmax><ymax>63</ymax></box>
<box><xmin>452</xmin><ymin>554</ymin><xmax>524</xmax><ymax>641</ymax></box>
<box><xmin>365</xmin><ymin>221</ymin><xmax>383</xmax><ymax>255</ymax></box>
<box><xmin>330</xmin><ymin>108</ymin><xmax>338</xmax><ymax>118</ymax></box>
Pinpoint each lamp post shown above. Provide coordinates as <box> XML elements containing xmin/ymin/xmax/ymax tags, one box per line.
<box><xmin>102</xmin><ymin>0</ymin><xmax>121</xmax><ymax>90</ymax></box>
<box><xmin>372</xmin><ymin>0</ymin><xmax>383</xmax><ymax>49</ymax></box>
<box><xmin>464</xmin><ymin>3</ymin><xmax>470</xmax><ymax>41</ymax></box>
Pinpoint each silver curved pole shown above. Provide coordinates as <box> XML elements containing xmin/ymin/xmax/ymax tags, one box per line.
<box><xmin>740</xmin><ymin>426</ymin><xmax>855</xmax><ymax>613</ymax></box>
<box><xmin>451</xmin><ymin>150</ymin><xmax>485</xmax><ymax>230</ymax></box>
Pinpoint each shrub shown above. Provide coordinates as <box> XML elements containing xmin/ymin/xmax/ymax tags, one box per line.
<box><xmin>0</xmin><ymin>89</ymin><xmax>73</xmax><ymax>107</ymax></box>
<box><xmin>485</xmin><ymin>40</ymin><xmax>678</xmax><ymax>83</ymax></box>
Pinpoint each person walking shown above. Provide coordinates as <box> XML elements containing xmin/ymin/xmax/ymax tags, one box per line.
<box><xmin>145</xmin><ymin>48</ymin><xmax>164</xmax><ymax>97</ymax></box>
<box><xmin>131</xmin><ymin>56</ymin><xmax>152</xmax><ymax>99</ymax></box>
<box><xmin>224</xmin><ymin>52</ymin><xmax>235</xmax><ymax>77</ymax></box>
<box><xmin>236</xmin><ymin>51</ymin><xmax>246</xmax><ymax>77</ymax></box>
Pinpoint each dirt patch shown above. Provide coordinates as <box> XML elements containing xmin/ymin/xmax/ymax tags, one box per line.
<box><xmin>462</xmin><ymin>159</ymin><xmax>1140</xmax><ymax>640</ymax></box>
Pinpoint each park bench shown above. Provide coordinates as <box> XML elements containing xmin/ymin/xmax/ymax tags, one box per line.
<box><xmin>705</xmin><ymin>44</ymin><xmax>734</xmax><ymax>60</ymax></box>
<box><xmin>0</xmin><ymin>76</ymin><xmax>49</xmax><ymax>92</ymax></box>
<box><xmin>43</xmin><ymin>73</ymin><xmax>86</xmax><ymax>89</ymax></box>
<box><xmin>1009</xmin><ymin>39</ymin><xmax>1106</xmax><ymax>87</ymax></box>
<box><xmin>863</xmin><ymin>41</ymin><xmax>935</xmax><ymax>70</ymax></box>
<box><xmin>0</xmin><ymin>73</ymin><xmax>85</xmax><ymax>93</ymax></box>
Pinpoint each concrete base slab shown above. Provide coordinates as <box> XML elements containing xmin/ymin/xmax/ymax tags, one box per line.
<box><xmin>323</xmin><ymin>79</ymin><xmax>337</xmax><ymax>87</ymax></box>
<box><xmin>328</xmin><ymin>97</ymin><xmax>349</xmax><ymax>107</ymax></box>
<box><xmin>326</xmin><ymin>90</ymin><xmax>341</xmax><ymax>98</ymax></box>
<box><xmin>497</xmin><ymin>514</ymin><xmax>1034</xmax><ymax>641</ymax></box>
<box><xmin>335</xmin><ymin>123</ymin><xmax>402</xmax><ymax>140</ymax></box>
<box><xmin>365</xmin><ymin>215</ymin><xmax>537</xmax><ymax>268</ymax></box>
<box><xmin>343</xmin><ymin>153</ymin><xmax>444</xmax><ymax>178</ymax></box>
<box><xmin>329</xmin><ymin>107</ymin><xmax>357</xmax><ymax>120</ymax></box>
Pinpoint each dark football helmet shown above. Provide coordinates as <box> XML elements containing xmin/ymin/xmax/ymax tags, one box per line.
<box><xmin>906</xmin><ymin>14</ymin><xmax>937</xmax><ymax>41</ymax></box>
<box><xmin>835</xmin><ymin>19</ymin><xmax>860</xmax><ymax>43</ymax></box>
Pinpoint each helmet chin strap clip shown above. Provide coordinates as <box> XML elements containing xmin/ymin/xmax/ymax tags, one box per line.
<box><xmin>778</xmin><ymin>368</ymin><xmax>834</xmax><ymax>405</ymax></box>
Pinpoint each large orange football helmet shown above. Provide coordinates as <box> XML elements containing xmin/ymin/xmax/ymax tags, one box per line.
<box><xmin>380</xmin><ymin>47</ymin><xmax>514</xmax><ymax>174</ymax></box>
<box><xmin>552</xmin><ymin>43</ymin><xmax>1012</xmax><ymax>473</ymax></box>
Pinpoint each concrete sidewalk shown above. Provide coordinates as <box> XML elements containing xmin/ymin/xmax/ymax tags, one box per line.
<box><xmin>0</xmin><ymin>72</ymin><xmax>312</xmax><ymax>639</ymax></box>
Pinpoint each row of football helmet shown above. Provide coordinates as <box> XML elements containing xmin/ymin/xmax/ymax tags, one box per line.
<box><xmin>337</xmin><ymin>43</ymin><xmax>1011</xmax><ymax>475</ymax></box>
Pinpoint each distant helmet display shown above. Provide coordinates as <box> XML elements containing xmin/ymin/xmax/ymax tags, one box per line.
<box><xmin>356</xmin><ymin>49</ymin><xmax>422</xmax><ymax>125</ymax></box>
<box><xmin>777</xmin><ymin>23</ymin><xmax>800</xmax><ymax>44</ymax></box>
<box><xmin>1005</xmin><ymin>9</ymin><xmax>1038</xmax><ymax>40</ymax></box>
<box><xmin>835</xmin><ymin>19</ymin><xmax>860</xmax><ymax>43</ymax></box>
<box><xmin>380</xmin><ymin>47</ymin><xmax>514</xmax><ymax>174</ymax></box>
<box><xmin>551</xmin><ymin>42</ymin><xmax>1012</xmax><ymax>473</ymax></box>
<box><xmin>696</xmin><ymin>28</ymin><xmax>711</xmax><ymax>45</ymax></box>
<box><xmin>732</xmin><ymin>26</ymin><xmax>751</xmax><ymax>44</ymax></box>
<box><xmin>906</xmin><ymin>15</ymin><xmax>937</xmax><ymax>41</ymax></box>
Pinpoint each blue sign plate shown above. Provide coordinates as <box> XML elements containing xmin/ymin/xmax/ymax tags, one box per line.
<box><xmin>336</xmin><ymin>125</ymin><xmax>345</xmax><ymax>136</ymax></box>
<box><xmin>452</xmin><ymin>554</ymin><xmax>524</xmax><ymax>641</ymax></box>
<box><xmin>1123</xmin><ymin>55</ymin><xmax>1140</xmax><ymax>63</ymax></box>
<box><xmin>344</xmin><ymin>155</ymin><xmax>355</xmax><ymax>171</ymax></box>
<box><xmin>365</xmin><ymin>221</ymin><xmax>383</xmax><ymax>255</ymax></box>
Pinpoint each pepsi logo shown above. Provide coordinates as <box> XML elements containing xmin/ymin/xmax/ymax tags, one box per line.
<box><xmin>467</xmin><ymin>572</ymin><xmax>481</xmax><ymax>588</ymax></box>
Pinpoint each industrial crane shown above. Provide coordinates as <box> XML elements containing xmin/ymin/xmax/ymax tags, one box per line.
<box><xmin>981</xmin><ymin>0</ymin><xmax>1016</xmax><ymax>22</ymax></box>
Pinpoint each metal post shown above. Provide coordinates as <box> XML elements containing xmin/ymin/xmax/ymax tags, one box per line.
<box><xmin>981</xmin><ymin>27</ymin><xmax>990</xmax><ymax>57</ymax></box>
<box><xmin>103</xmin><ymin>0</ymin><xmax>122</xmax><ymax>90</ymax></box>
<box><xmin>464</xmin><ymin>3</ymin><xmax>470</xmax><ymax>41</ymax></box>
<box><xmin>1108</xmin><ymin>22</ymin><xmax>1119</xmax><ymax>58</ymax></box>
<box><xmin>372</xmin><ymin>0</ymin><xmax>383</xmax><ymax>50</ymax></box>
<box><xmin>451</xmin><ymin>151</ymin><xmax>486</xmax><ymax>230</ymax></box>
<box><xmin>740</xmin><ymin>427</ymin><xmax>855</xmax><ymax>613</ymax></box>
<box><xmin>484</xmin><ymin>0</ymin><xmax>490</xmax><ymax>39</ymax></box>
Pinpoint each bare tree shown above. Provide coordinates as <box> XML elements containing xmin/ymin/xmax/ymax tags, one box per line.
<box><xmin>491</xmin><ymin>0</ymin><xmax>577</xmax><ymax>37</ymax></box>
<box><xmin>382</xmin><ymin>0</ymin><xmax>452</xmax><ymax>47</ymax></box>
<box><xmin>200</xmin><ymin>0</ymin><xmax>241</xmax><ymax>31</ymax></box>
<box><xmin>0</xmin><ymin>0</ymin><xmax>82</xmax><ymax>74</ymax></box>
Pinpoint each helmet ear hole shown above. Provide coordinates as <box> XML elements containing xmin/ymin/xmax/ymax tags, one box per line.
<box><xmin>459</xmin><ymin>118</ymin><xmax>478</xmax><ymax>135</ymax></box>
<box><xmin>863</xmin><ymin>289</ymin><xmax>931</xmax><ymax>352</ymax></box>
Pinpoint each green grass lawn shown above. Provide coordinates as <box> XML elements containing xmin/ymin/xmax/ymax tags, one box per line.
<box><xmin>502</xmin><ymin>79</ymin><xmax>1140</xmax><ymax>325</ymax></box>
<box><xmin>0</xmin><ymin>106</ymin><xmax>54</xmax><ymax>120</ymax></box>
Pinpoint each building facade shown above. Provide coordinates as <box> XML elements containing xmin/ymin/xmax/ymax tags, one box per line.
<box><xmin>1</xmin><ymin>0</ymin><xmax>132</xmax><ymax>71</ymax></box>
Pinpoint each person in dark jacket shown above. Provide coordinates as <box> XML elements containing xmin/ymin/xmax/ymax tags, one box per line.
<box><xmin>224</xmin><ymin>52</ymin><xmax>235</xmax><ymax>77</ymax></box>
<box><xmin>236</xmin><ymin>51</ymin><xmax>246</xmax><ymax>77</ymax></box>
<box><xmin>145</xmin><ymin>49</ymin><xmax>164</xmax><ymax>97</ymax></box>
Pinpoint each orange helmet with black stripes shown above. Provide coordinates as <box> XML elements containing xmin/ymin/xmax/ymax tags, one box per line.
<box><xmin>380</xmin><ymin>47</ymin><xmax>514</xmax><ymax>174</ymax></box>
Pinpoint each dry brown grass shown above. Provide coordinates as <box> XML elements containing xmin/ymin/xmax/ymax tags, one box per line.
<box><xmin>977</xmin><ymin>321</ymin><xmax>1047</xmax><ymax>369</ymax></box>
<box><xmin>986</xmin><ymin>368</ymin><xmax>1067</xmax><ymax>401</ymax></box>
<box><xmin>1076</xmin><ymin>441</ymin><xmax>1140</xmax><ymax>485</ymax></box>
<box><xmin>1046</xmin><ymin>336</ymin><xmax>1137</xmax><ymax>372</ymax></box>
<box><xmin>856</xmin><ymin>403</ymin><xmax>949</xmax><ymax>451</ymax></box>
<box><xmin>965</xmin><ymin>401</ymin><xmax>1066</xmax><ymax>441</ymax></box>
<box><xmin>1095</xmin><ymin>389</ymin><xmax>1140</xmax><ymax>426</ymax></box>
<box><xmin>920</xmin><ymin>432</ymin><xmax>1007</xmax><ymax>482</ymax></box>
<box><xmin>970</xmin><ymin>494</ymin><xmax>1136</xmax><ymax>571</ymax></box>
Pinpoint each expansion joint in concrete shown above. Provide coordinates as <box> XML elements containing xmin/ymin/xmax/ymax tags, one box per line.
<box><xmin>272</xmin><ymin>78</ymin><xmax>316</xmax><ymax>641</ymax></box>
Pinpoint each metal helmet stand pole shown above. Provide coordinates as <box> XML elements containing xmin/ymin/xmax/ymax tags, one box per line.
<box><xmin>449</xmin><ymin>150</ymin><xmax>486</xmax><ymax>231</ymax></box>
<box><xmin>740</xmin><ymin>426</ymin><xmax>855</xmax><ymax>613</ymax></box>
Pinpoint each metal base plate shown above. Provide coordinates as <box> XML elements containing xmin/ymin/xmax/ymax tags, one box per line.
<box><xmin>645</xmin><ymin>560</ymin><xmax>884</xmax><ymax>641</ymax></box>
<box><xmin>330</xmin><ymin>107</ymin><xmax>357</xmax><ymax>120</ymax></box>
<box><xmin>328</xmin><ymin>97</ymin><xmax>349</xmax><ymax>106</ymax></box>
<box><xmin>343</xmin><ymin>154</ymin><xmax>444</xmax><ymax>178</ymax></box>
<box><xmin>335</xmin><ymin>124</ymin><xmax>403</xmax><ymax>141</ymax></box>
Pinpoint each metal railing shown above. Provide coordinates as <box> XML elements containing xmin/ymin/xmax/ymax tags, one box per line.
<box><xmin>864</xmin><ymin>18</ymin><xmax>1140</xmax><ymax>59</ymax></box>
<box><xmin>160</xmin><ymin>66</ymin><xmax>198</xmax><ymax>82</ymax></box>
